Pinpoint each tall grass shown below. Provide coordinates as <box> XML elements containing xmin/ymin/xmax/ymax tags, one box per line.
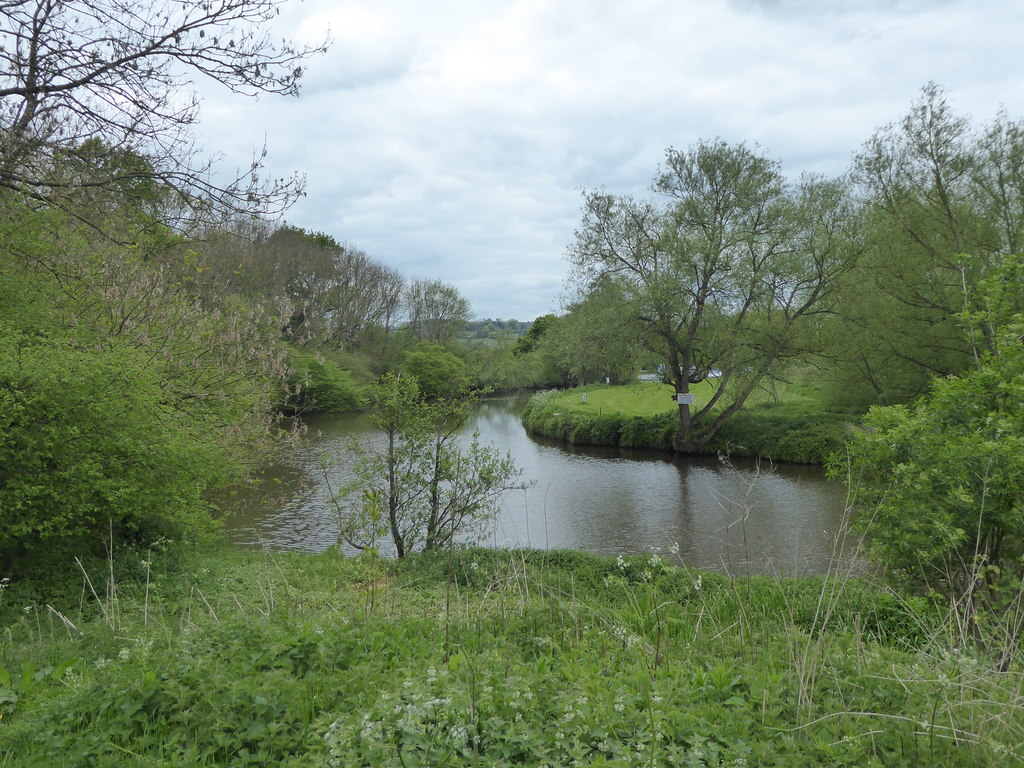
<box><xmin>2</xmin><ymin>529</ymin><xmax>1024</xmax><ymax>766</ymax></box>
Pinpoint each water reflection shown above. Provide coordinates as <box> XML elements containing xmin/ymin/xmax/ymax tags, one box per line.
<box><xmin>220</xmin><ymin>393</ymin><xmax>853</xmax><ymax>575</ymax></box>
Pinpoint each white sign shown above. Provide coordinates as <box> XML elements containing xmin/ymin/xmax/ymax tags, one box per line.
<box><xmin>676</xmin><ymin>393</ymin><xmax>695</xmax><ymax>405</ymax></box>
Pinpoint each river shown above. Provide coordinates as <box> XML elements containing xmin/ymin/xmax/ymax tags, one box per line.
<box><xmin>220</xmin><ymin>393</ymin><xmax>856</xmax><ymax>576</ymax></box>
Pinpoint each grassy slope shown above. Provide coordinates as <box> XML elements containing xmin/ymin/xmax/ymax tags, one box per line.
<box><xmin>1</xmin><ymin>545</ymin><xmax>1020</xmax><ymax>767</ymax></box>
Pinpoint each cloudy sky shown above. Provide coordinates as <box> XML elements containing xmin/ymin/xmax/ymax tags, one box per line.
<box><xmin>195</xmin><ymin>0</ymin><xmax>1024</xmax><ymax>321</ymax></box>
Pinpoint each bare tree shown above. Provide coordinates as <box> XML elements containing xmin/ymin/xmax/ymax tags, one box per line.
<box><xmin>0</xmin><ymin>0</ymin><xmax>328</xmax><ymax>224</ymax></box>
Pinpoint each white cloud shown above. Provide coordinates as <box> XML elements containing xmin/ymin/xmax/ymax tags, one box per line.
<box><xmin>192</xmin><ymin>0</ymin><xmax>1024</xmax><ymax>320</ymax></box>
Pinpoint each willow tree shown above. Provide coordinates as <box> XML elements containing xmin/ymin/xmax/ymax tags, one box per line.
<box><xmin>833</xmin><ymin>84</ymin><xmax>1024</xmax><ymax>404</ymax></box>
<box><xmin>331</xmin><ymin>372</ymin><xmax>525</xmax><ymax>558</ymax></box>
<box><xmin>568</xmin><ymin>140</ymin><xmax>863</xmax><ymax>452</ymax></box>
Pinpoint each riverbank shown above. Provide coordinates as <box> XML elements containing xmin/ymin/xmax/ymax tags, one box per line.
<box><xmin>522</xmin><ymin>382</ymin><xmax>855</xmax><ymax>464</ymax></box>
<box><xmin>3</xmin><ymin>543</ymin><xmax>1022</xmax><ymax>766</ymax></box>
<box><xmin>220</xmin><ymin>394</ymin><xmax>849</xmax><ymax>569</ymax></box>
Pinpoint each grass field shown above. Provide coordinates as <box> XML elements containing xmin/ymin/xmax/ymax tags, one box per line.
<box><xmin>541</xmin><ymin>373</ymin><xmax>841</xmax><ymax>419</ymax></box>
<box><xmin>522</xmin><ymin>374</ymin><xmax>854</xmax><ymax>462</ymax></box>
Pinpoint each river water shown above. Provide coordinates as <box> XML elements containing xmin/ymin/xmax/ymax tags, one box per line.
<box><xmin>220</xmin><ymin>393</ymin><xmax>855</xmax><ymax>576</ymax></box>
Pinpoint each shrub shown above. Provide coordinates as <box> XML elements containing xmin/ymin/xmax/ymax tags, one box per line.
<box><xmin>287</xmin><ymin>353</ymin><xmax>365</xmax><ymax>413</ymax></box>
<box><xmin>0</xmin><ymin>326</ymin><xmax>233</xmax><ymax>569</ymax></box>
<box><xmin>619</xmin><ymin>413</ymin><xmax>676</xmax><ymax>449</ymax></box>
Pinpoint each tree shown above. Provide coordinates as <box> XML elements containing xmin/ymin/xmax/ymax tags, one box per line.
<box><xmin>513</xmin><ymin>314</ymin><xmax>558</xmax><ymax>356</ymax></box>
<box><xmin>404</xmin><ymin>279</ymin><xmax>471</xmax><ymax>345</ymax></box>
<box><xmin>833</xmin><ymin>83</ymin><xmax>1022</xmax><ymax>404</ymax></box>
<box><xmin>834</xmin><ymin>254</ymin><xmax>1024</xmax><ymax>662</ymax></box>
<box><xmin>194</xmin><ymin>223</ymin><xmax>407</xmax><ymax>353</ymax></box>
<box><xmin>400</xmin><ymin>340</ymin><xmax>468</xmax><ymax>400</ymax></box>
<box><xmin>0</xmin><ymin>0</ymin><xmax>328</xmax><ymax>225</ymax></box>
<box><xmin>0</xmin><ymin>177</ymin><xmax>289</xmax><ymax>574</ymax></box>
<box><xmin>330</xmin><ymin>372</ymin><xmax>524</xmax><ymax>558</ymax></box>
<box><xmin>568</xmin><ymin>140</ymin><xmax>862</xmax><ymax>451</ymax></box>
<box><xmin>540</xmin><ymin>278</ymin><xmax>645</xmax><ymax>386</ymax></box>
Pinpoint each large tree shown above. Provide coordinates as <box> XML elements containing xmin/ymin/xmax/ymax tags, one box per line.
<box><xmin>0</xmin><ymin>0</ymin><xmax>324</xmax><ymax>572</ymax></box>
<box><xmin>568</xmin><ymin>140</ymin><xmax>863</xmax><ymax>451</ymax></box>
<box><xmin>835</xmin><ymin>254</ymin><xmax>1024</xmax><ymax>664</ymax></box>
<box><xmin>194</xmin><ymin>223</ymin><xmax>407</xmax><ymax>351</ymax></box>
<box><xmin>0</xmin><ymin>0</ymin><xmax>327</xmax><ymax>225</ymax></box>
<box><xmin>832</xmin><ymin>84</ymin><xmax>1024</xmax><ymax>404</ymax></box>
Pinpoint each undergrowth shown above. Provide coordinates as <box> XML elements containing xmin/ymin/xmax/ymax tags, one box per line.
<box><xmin>1</xmin><ymin>545</ymin><xmax>1022</xmax><ymax>766</ymax></box>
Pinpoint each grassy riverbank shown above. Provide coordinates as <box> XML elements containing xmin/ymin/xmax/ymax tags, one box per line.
<box><xmin>3</xmin><ymin>544</ymin><xmax>1022</xmax><ymax>766</ymax></box>
<box><xmin>522</xmin><ymin>380</ymin><xmax>854</xmax><ymax>463</ymax></box>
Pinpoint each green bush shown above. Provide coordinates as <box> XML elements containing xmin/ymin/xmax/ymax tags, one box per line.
<box><xmin>0</xmin><ymin>325</ymin><xmax>234</xmax><ymax>570</ymax></box>
<box><xmin>773</xmin><ymin>421</ymin><xmax>851</xmax><ymax>464</ymax></box>
<box><xmin>704</xmin><ymin>410</ymin><xmax>851</xmax><ymax>464</ymax></box>
<box><xmin>399</xmin><ymin>341</ymin><xmax>468</xmax><ymax>400</ymax></box>
<box><xmin>287</xmin><ymin>354</ymin><xmax>365</xmax><ymax>413</ymax></box>
<box><xmin>568</xmin><ymin>413</ymin><xmax>623</xmax><ymax>445</ymax></box>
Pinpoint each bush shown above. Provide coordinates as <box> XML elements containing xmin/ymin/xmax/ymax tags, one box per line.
<box><xmin>286</xmin><ymin>353</ymin><xmax>365</xmax><ymax>413</ymax></box>
<box><xmin>568</xmin><ymin>413</ymin><xmax>623</xmax><ymax>445</ymax></box>
<box><xmin>703</xmin><ymin>410</ymin><xmax>850</xmax><ymax>464</ymax></box>
<box><xmin>399</xmin><ymin>341</ymin><xmax>468</xmax><ymax>400</ymax></box>
<box><xmin>0</xmin><ymin>326</ymin><xmax>233</xmax><ymax>570</ymax></box>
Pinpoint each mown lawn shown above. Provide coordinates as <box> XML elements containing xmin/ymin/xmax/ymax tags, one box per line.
<box><xmin>543</xmin><ymin>381</ymin><xmax>710</xmax><ymax>417</ymax></box>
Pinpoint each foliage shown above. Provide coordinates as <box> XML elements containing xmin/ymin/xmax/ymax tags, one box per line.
<box><xmin>285</xmin><ymin>353</ymin><xmax>365</xmax><ymax>414</ymax></box>
<box><xmin>838</xmin><ymin>341</ymin><xmax>1024</xmax><ymax>585</ymax></box>
<box><xmin>705</xmin><ymin>410</ymin><xmax>852</xmax><ymax>465</ymax></box>
<box><xmin>836</xmin><ymin>263</ymin><xmax>1024</xmax><ymax>658</ymax></box>
<box><xmin>330</xmin><ymin>373</ymin><xmax>525</xmax><ymax>557</ymax></box>
<box><xmin>537</xmin><ymin>278</ymin><xmax>647</xmax><ymax>386</ymax></box>
<box><xmin>196</xmin><ymin>224</ymin><xmax>406</xmax><ymax>352</ymax></box>
<box><xmin>513</xmin><ymin>314</ymin><xmax>558</xmax><ymax>356</ymax></box>
<box><xmin>0</xmin><ymin>197</ymin><xmax>286</xmax><ymax>574</ymax></box>
<box><xmin>567</xmin><ymin>141</ymin><xmax>864</xmax><ymax>451</ymax></box>
<box><xmin>4</xmin><ymin>544</ymin><xmax>1023</xmax><ymax>767</ymax></box>
<box><xmin>400</xmin><ymin>341</ymin><xmax>469</xmax><ymax>400</ymax></box>
<box><xmin>404</xmin><ymin>279</ymin><xmax>472</xmax><ymax>346</ymax></box>
<box><xmin>0</xmin><ymin>0</ymin><xmax>327</xmax><ymax>223</ymax></box>
<box><xmin>0</xmin><ymin>324</ymin><xmax>235</xmax><ymax>567</ymax></box>
<box><xmin>521</xmin><ymin>382</ymin><xmax>850</xmax><ymax>462</ymax></box>
<box><xmin>829</xmin><ymin>84</ymin><xmax>1024</xmax><ymax>405</ymax></box>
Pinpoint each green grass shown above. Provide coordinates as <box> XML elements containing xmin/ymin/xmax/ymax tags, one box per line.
<box><xmin>522</xmin><ymin>376</ymin><xmax>856</xmax><ymax>462</ymax></box>
<box><xmin>2</xmin><ymin>544</ymin><xmax>1023</xmax><ymax>766</ymax></box>
<box><xmin>538</xmin><ymin>381</ymin><xmax>700</xmax><ymax>417</ymax></box>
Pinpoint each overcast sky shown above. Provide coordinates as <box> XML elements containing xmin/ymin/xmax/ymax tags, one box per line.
<box><xmin>195</xmin><ymin>0</ymin><xmax>1024</xmax><ymax>321</ymax></box>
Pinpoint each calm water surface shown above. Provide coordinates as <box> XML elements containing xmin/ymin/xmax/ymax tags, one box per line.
<box><xmin>220</xmin><ymin>393</ymin><xmax>854</xmax><ymax>575</ymax></box>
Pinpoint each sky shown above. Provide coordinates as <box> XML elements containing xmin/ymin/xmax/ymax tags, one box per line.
<box><xmin>194</xmin><ymin>0</ymin><xmax>1024</xmax><ymax>322</ymax></box>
